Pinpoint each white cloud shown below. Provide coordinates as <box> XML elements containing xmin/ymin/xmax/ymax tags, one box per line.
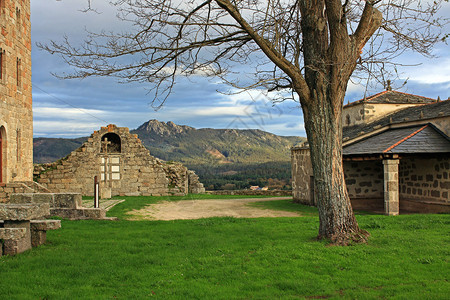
<box><xmin>33</xmin><ymin>106</ymin><xmax>107</xmax><ymax>121</ymax></box>
<box><xmin>33</xmin><ymin>120</ymin><xmax>103</xmax><ymax>137</ymax></box>
<box><xmin>404</xmin><ymin>58</ymin><xmax>450</xmax><ymax>84</ymax></box>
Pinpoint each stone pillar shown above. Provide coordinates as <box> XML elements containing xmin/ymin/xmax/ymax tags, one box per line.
<box><xmin>3</xmin><ymin>220</ymin><xmax>32</xmax><ymax>255</ymax></box>
<box><xmin>383</xmin><ymin>159</ymin><xmax>400</xmax><ymax>216</ymax></box>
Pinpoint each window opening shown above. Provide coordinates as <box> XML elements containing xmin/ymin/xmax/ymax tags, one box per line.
<box><xmin>16</xmin><ymin>58</ymin><xmax>21</xmax><ymax>88</ymax></box>
<box><xmin>101</xmin><ymin>133</ymin><xmax>121</xmax><ymax>154</ymax></box>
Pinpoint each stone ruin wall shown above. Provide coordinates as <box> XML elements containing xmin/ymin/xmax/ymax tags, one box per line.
<box><xmin>399</xmin><ymin>156</ymin><xmax>449</xmax><ymax>203</ymax></box>
<box><xmin>36</xmin><ymin>125</ymin><xmax>204</xmax><ymax>197</ymax></box>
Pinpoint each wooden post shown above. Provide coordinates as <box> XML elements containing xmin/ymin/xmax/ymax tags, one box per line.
<box><xmin>94</xmin><ymin>176</ymin><xmax>99</xmax><ymax>208</ymax></box>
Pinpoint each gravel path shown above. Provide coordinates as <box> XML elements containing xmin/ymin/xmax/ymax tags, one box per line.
<box><xmin>127</xmin><ymin>197</ymin><xmax>301</xmax><ymax>220</ymax></box>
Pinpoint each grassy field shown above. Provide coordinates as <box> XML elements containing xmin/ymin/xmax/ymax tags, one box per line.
<box><xmin>1</xmin><ymin>195</ymin><xmax>449</xmax><ymax>299</ymax></box>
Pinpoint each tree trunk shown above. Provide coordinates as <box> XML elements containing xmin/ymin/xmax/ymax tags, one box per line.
<box><xmin>301</xmin><ymin>86</ymin><xmax>368</xmax><ymax>245</ymax></box>
<box><xmin>293</xmin><ymin>0</ymin><xmax>381</xmax><ymax>244</ymax></box>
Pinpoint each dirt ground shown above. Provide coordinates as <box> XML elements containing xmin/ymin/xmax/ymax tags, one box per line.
<box><xmin>127</xmin><ymin>197</ymin><xmax>301</xmax><ymax>220</ymax></box>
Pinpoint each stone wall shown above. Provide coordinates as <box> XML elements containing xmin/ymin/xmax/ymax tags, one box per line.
<box><xmin>291</xmin><ymin>147</ymin><xmax>313</xmax><ymax>204</ymax></box>
<box><xmin>399</xmin><ymin>156</ymin><xmax>449</xmax><ymax>203</ymax></box>
<box><xmin>432</xmin><ymin>116</ymin><xmax>450</xmax><ymax>136</ymax></box>
<box><xmin>343</xmin><ymin>160</ymin><xmax>383</xmax><ymax>199</ymax></box>
<box><xmin>343</xmin><ymin>103</ymin><xmax>422</xmax><ymax>127</ymax></box>
<box><xmin>36</xmin><ymin>125</ymin><xmax>204</xmax><ymax>197</ymax></box>
<box><xmin>0</xmin><ymin>0</ymin><xmax>33</xmax><ymax>184</ymax></box>
<box><xmin>0</xmin><ymin>182</ymin><xmax>34</xmax><ymax>203</ymax></box>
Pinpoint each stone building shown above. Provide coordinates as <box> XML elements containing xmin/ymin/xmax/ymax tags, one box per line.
<box><xmin>0</xmin><ymin>0</ymin><xmax>41</xmax><ymax>203</ymax></box>
<box><xmin>0</xmin><ymin>0</ymin><xmax>33</xmax><ymax>186</ymax></box>
<box><xmin>36</xmin><ymin>124</ymin><xmax>205</xmax><ymax>197</ymax></box>
<box><xmin>292</xmin><ymin>90</ymin><xmax>450</xmax><ymax>214</ymax></box>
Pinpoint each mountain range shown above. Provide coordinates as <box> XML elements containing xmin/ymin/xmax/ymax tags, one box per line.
<box><xmin>34</xmin><ymin>120</ymin><xmax>305</xmax><ymax>164</ymax></box>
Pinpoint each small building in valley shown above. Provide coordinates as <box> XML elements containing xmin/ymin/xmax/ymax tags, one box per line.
<box><xmin>292</xmin><ymin>90</ymin><xmax>450</xmax><ymax>214</ymax></box>
<box><xmin>36</xmin><ymin>125</ymin><xmax>205</xmax><ymax>197</ymax></box>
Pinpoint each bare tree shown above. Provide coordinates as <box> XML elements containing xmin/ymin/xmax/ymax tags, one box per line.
<box><xmin>40</xmin><ymin>0</ymin><xmax>448</xmax><ymax>244</ymax></box>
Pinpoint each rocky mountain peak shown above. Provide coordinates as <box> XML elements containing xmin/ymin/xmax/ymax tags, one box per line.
<box><xmin>137</xmin><ymin>119</ymin><xmax>194</xmax><ymax>136</ymax></box>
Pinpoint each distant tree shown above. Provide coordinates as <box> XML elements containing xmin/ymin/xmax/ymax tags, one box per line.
<box><xmin>41</xmin><ymin>0</ymin><xmax>448</xmax><ymax>244</ymax></box>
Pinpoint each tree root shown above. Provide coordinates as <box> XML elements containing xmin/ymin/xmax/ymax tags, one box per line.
<box><xmin>319</xmin><ymin>229</ymin><xmax>370</xmax><ymax>246</ymax></box>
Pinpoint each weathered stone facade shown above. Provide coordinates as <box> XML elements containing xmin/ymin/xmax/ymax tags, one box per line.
<box><xmin>0</xmin><ymin>0</ymin><xmax>33</xmax><ymax>190</ymax></box>
<box><xmin>36</xmin><ymin>125</ymin><xmax>205</xmax><ymax>197</ymax></box>
<box><xmin>399</xmin><ymin>156</ymin><xmax>449</xmax><ymax>203</ymax></box>
<box><xmin>344</xmin><ymin>160</ymin><xmax>383</xmax><ymax>199</ymax></box>
<box><xmin>343</xmin><ymin>103</ymin><xmax>425</xmax><ymax>127</ymax></box>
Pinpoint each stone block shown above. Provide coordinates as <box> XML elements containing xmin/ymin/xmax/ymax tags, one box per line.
<box><xmin>2</xmin><ymin>221</ymin><xmax>32</xmax><ymax>255</ymax></box>
<box><xmin>82</xmin><ymin>208</ymin><xmax>106</xmax><ymax>219</ymax></box>
<box><xmin>385</xmin><ymin>181</ymin><xmax>398</xmax><ymax>192</ymax></box>
<box><xmin>30</xmin><ymin>220</ymin><xmax>61</xmax><ymax>247</ymax></box>
<box><xmin>50</xmin><ymin>208</ymin><xmax>84</xmax><ymax>219</ymax></box>
<box><xmin>0</xmin><ymin>203</ymin><xmax>50</xmax><ymax>220</ymax></box>
<box><xmin>31</xmin><ymin>193</ymin><xmax>54</xmax><ymax>205</ymax></box>
<box><xmin>30</xmin><ymin>220</ymin><xmax>61</xmax><ymax>231</ymax></box>
<box><xmin>9</xmin><ymin>193</ymin><xmax>34</xmax><ymax>204</ymax></box>
<box><xmin>53</xmin><ymin>193</ymin><xmax>81</xmax><ymax>209</ymax></box>
<box><xmin>30</xmin><ymin>230</ymin><xmax>47</xmax><ymax>247</ymax></box>
<box><xmin>0</xmin><ymin>228</ymin><xmax>27</xmax><ymax>240</ymax></box>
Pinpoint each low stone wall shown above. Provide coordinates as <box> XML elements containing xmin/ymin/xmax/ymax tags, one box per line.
<box><xmin>207</xmin><ymin>190</ymin><xmax>292</xmax><ymax>197</ymax></box>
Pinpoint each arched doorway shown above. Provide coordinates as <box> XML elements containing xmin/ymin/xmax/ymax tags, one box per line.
<box><xmin>0</xmin><ymin>126</ymin><xmax>5</xmax><ymax>183</ymax></box>
<box><xmin>101</xmin><ymin>133</ymin><xmax>121</xmax><ymax>154</ymax></box>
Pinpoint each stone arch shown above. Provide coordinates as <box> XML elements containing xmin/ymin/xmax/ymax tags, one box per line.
<box><xmin>0</xmin><ymin>125</ymin><xmax>6</xmax><ymax>183</ymax></box>
<box><xmin>101</xmin><ymin>132</ymin><xmax>121</xmax><ymax>154</ymax></box>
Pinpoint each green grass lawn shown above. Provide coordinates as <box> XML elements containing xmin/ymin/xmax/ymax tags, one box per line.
<box><xmin>1</xmin><ymin>195</ymin><xmax>449</xmax><ymax>299</ymax></box>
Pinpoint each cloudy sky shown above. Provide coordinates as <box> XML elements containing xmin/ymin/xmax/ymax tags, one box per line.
<box><xmin>31</xmin><ymin>1</ymin><xmax>450</xmax><ymax>138</ymax></box>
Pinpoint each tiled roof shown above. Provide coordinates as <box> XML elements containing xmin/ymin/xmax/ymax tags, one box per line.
<box><xmin>344</xmin><ymin>90</ymin><xmax>437</xmax><ymax>107</ymax></box>
<box><xmin>343</xmin><ymin>99</ymin><xmax>450</xmax><ymax>141</ymax></box>
<box><xmin>343</xmin><ymin>124</ymin><xmax>450</xmax><ymax>155</ymax></box>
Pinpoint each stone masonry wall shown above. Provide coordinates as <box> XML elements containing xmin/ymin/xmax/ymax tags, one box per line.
<box><xmin>0</xmin><ymin>0</ymin><xmax>33</xmax><ymax>184</ymax></box>
<box><xmin>37</xmin><ymin>125</ymin><xmax>204</xmax><ymax>197</ymax></box>
<box><xmin>291</xmin><ymin>147</ymin><xmax>313</xmax><ymax>204</ymax></box>
<box><xmin>399</xmin><ymin>156</ymin><xmax>449</xmax><ymax>203</ymax></box>
<box><xmin>343</xmin><ymin>160</ymin><xmax>384</xmax><ymax>199</ymax></box>
<box><xmin>343</xmin><ymin>103</ymin><xmax>422</xmax><ymax>127</ymax></box>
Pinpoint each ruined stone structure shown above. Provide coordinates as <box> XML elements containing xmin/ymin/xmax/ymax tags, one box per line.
<box><xmin>0</xmin><ymin>0</ymin><xmax>33</xmax><ymax>188</ymax></box>
<box><xmin>292</xmin><ymin>91</ymin><xmax>450</xmax><ymax>214</ymax></box>
<box><xmin>36</xmin><ymin>125</ymin><xmax>205</xmax><ymax>197</ymax></box>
